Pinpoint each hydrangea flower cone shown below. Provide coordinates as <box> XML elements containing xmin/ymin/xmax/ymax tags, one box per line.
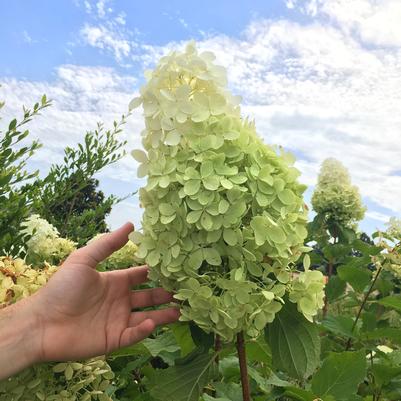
<box><xmin>130</xmin><ymin>42</ymin><xmax>324</xmax><ymax>341</ymax></box>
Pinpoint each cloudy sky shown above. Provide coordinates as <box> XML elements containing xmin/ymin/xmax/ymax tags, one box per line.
<box><xmin>1</xmin><ymin>0</ymin><xmax>400</xmax><ymax>234</ymax></box>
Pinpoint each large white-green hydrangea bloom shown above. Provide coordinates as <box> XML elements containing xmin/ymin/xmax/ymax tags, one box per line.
<box><xmin>311</xmin><ymin>158</ymin><xmax>365</xmax><ymax>228</ymax></box>
<box><xmin>20</xmin><ymin>214</ymin><xmax>76</xmax><ymax>265</ymax></box>
<box><xmin>0</xmin><ymin>256</ymin><xmax>114</xmax><ymax>401</ymax></box>
<box><xmin>130</xmin><ymin>43</ymin><xmax>324</xmax><ymax>341</ymax></box>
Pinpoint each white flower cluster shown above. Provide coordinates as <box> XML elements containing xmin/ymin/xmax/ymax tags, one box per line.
<box><xmin>311</xmin><ymin>158</ymin><xmax>365</xmax><ymax>227</ymax></box>
<box><xmin>289</xmin><ymin>269</ymin><xmax>325</xmax><ymax>322</ymax></box>
<box><xmin>21</xmin><ymin>215</ymin><xmax>76</xmax><ymax>265</ymax></box>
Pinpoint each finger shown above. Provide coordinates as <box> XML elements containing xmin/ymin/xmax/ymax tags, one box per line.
<box><xmin>126</xmin><ymin>265</ymin><xmax>149</xmax><ymax>286</ymax></box>
<box><xmin>131</xmin><ymin>287</ymin><xmax>174</xmax><ymax>309</ymax></box>
<box><xmin>67</xmin><ymin>222</ymin><xmax>134</xmax><ymax>269</ymax></box>
<box><xmin>129</xmin><ymin>308</ymin><xmax>180</xmax><ymax>327</ymax></box>
<box><xmin>119</xmin><ymin>319</ymin><xmax>155</xmax><ymax>349</ymax></box>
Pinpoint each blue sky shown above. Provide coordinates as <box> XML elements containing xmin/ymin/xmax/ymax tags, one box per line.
<box><xmin>1</xmin><ymin>0</ymin><xmax>401</xmax><ymax>234</ymax></box>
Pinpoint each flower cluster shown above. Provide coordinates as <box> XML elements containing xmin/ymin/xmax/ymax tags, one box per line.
<box><xmin>289</xmin><ymin>269</ymin><xmax>325</xmax><ymax>322</ymax></box>
<box><xmin>0</xmin><ymin>357</ymin><xmax>114</xmax><ymax>401</ymax></box>
<box><xmin>0</xmin><ymin>257</ymin><xmax>114</xmax><ymax>401</ymax></box>
<box><xmin>89</xmin><ymin>233</ymin><xmax>138</xmax><ymax>270</ymax></box>
<box><xmin>385</xmin><ymin>217</ymin><xmax>401</xmax><ymax>242</ymax></box>
<box><xmin>311</xmin><ymin>158</ymin><xmax>365</xmax><ymax>227</ymax></box>
<box><xmin>20</xmin><ymin>215</ymin><xmax>76</xmax><ymax>265</ymax></box>
<box><xmin>0</xmin><ymin>256</ymin><xmax>57</xmax><ymax>307</ymax></box>
<box><xmin>130</xmin><ymin>43</ymin><xmax>324</xmax><ymax>341</ymax></box>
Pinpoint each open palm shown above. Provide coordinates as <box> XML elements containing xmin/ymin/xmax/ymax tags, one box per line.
<box><xmin>31</xmin><ymin>223</ymin><xmax>179</xmax><ymax>362</ymax></box>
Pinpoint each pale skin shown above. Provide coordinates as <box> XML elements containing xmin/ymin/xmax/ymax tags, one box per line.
<box><xmin>0</xmin><ymin>222</ymin><xmax>179</xmax><ymax>380</ymax></box>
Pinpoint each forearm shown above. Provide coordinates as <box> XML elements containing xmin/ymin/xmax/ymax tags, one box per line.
<box><xmin>0</xmin><ymin>298</ymin><xmax>42</xmax><ymax>380</ymax></box>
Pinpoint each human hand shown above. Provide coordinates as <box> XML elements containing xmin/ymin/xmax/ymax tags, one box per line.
<box><xmin>28</xmin><ymin>222</ymin><xmax>179</xmax><ymax>363</ymax></box>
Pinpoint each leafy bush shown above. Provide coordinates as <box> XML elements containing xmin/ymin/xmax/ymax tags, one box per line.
<box><xmin>33</xmin><ymin>119</ymin><xmax>129</xmax><ymax>246</ymax></box>
<box><xmin>0</xmin><ymin>95</ymin><xmax>50</xmax><ymax>256</ymax></box>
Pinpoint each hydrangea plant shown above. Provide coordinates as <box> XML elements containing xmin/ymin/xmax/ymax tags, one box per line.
<box><xmin>371</xmin><ymin>220</ymin><xmax>401</xmax><ymax>279</ymax></box>
<box><xmin>311</xmin><ymin>158</ymin><xmax>365</xmax><ymax>228</ymax></box>
<box><xmin>88</xmin><ymin>233</ymin><xmax>138</xmax><ymax>270</ymax></box>
<box><xmin>0</xmin><ymin>256</ymin><xmax>114</xmax><ymax>401</ymax></box>
<box><xmin>20</xmin><ymin>214</ymin><xmax>76</xmax><ymax>265</ymax></box>
<box><xmin>130</xmin><ymin>43</ymin><xmax>324</xmax><ymax>341</ymax></box>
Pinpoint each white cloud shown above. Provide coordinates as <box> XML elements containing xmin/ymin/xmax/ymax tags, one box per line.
<box><xmin>292</xmin><ymin>0</ymin><xmax>401</xmax><ymax>48</ymax></box>
<box><xmin>96</xmin><ymin>0</ymin><xmax>111</xmax><ymax>18</ymax></box>
<box><xmin>80</xmin><ymin>24</ymin><xmax>131</xmax><ymax>61</ymax></box>
<box><xmin>22</xmin><ymin>30</ymin><xmax>35</xmax><ymax>44</ymax></box>
<box><xmin>365</xmin><ymin>211</ymin><xmax>392</xmax><ymax>223</ymax></box>
<box><xmin>0</xmin><ymin>64</ymin><xmax>142</xmax><ymax>173</ymax></box>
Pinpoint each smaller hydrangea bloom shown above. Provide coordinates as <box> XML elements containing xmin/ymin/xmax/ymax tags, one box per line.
<box><xmin>311</xmin><ymin>158</ymin><xmax>366</xmax><ymax>228</ymax></box>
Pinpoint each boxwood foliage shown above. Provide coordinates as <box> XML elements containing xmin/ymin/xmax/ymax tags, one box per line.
<box><xmin>130</xmin><ymin>42</ymin><xmax>324</xmax><ymax>341</ymax></box>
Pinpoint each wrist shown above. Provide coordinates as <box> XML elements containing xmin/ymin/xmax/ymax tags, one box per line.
<box><xmin>0</xmin><ymin>296</ymin><xmax>43</xmax><ymax>379</ymax></box>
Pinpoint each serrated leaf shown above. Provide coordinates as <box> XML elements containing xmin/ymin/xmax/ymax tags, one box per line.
<box><xmin>311</xmin><ymin>350</ymin><xmax>366</xmax><ymax>400</ymax></box>
<box><xmin>265</xmin><ymin>302</ymin><xmax>320</xmax><ymax>380</ymax></box>
<box><xmin>377</xmin><ymin>296</ymin><xmax>401</xmax><ymax>313</ymax></box>
<box><xmin>337</xmin><ymin>265</ymin><xmax>372</xmax><ymax>292</ymax></box>
<box><xmin>150</xmin><ymin>351</ymin><xmax>214</xmax><ymax>401</ymax></box>
<box><xmin>322</xmin><ymin>315</ymin><xmax>356</xmax><ymax>338</ymax></box>
<box><xmin>325</xmin><ymin>275</ymin><xmax>346</xmax><ymax>302</ymax></box>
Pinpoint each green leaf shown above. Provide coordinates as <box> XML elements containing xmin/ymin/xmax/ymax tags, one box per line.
<box><xmin>321</xmin><ymin>315</ymin><xmax>356</xmax><ymax>338</ymax></box>
<box><xmin>203</xmin><ymin>395</ymin><xmax>230</xmax><ymax>401</ymax></box>
<box><xmin>142</xmin><ymin>331</ymin><xmax>181</xmax><ymax>365</ymax></box>
<box><xmin>246</xmin><ymin>336</ymin><xmax>271</xmax><ymax>364</ymax></box>
<box><xmin>281</xmin><ymin>387</ymin><xmax>316</xmax><ymax>401</ymax></box>
<box><xmin>325</xmin><ymin>275</ymin><xmax>346</xmax><ymax>302</ymax></box>
<box><xmin>189</xmin><ymin>323</ymin><xmax>215</xmax><ymax>349</ymax></box>
<box><xmin>150</xmin><ymin>351</ymin><xmax>214</xmax><ymax>401</ymax></box>
<box><xmin>337</xmin><ymin>265</ymin><xmax>372</xmax><ymax>292</ymax></box>
<box><xmin>108</xmin><ymin>343</ymin><xmax>148</xmax><ymax>359</ymax></box>
<box><xmin>265</xmin><ymin>302</ymin><xmax>320</xmax><ymax>380</ymax></box>
<box><xmin>377</xmin><ymin>296</ymin><xmax>401</xmax><ymax>313</ymax></box>
<box><xmin>364</xmin><ymin>328</ymin><xmax>401</xmax><ymax>344</ymax></box>
<box><xmin>171</xmin><ymin>323</ymin><xmax>197</xmax><ymax>357</ymax></box>
<box><xmin>372</xmin><ymin>364</ymin><xmax>401</xmax><ymax>387</ymax></box>
<box><xmin>311</xmin><ymin>350</ymin><xmax>367</xmax><ymax>400</ymax></box>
